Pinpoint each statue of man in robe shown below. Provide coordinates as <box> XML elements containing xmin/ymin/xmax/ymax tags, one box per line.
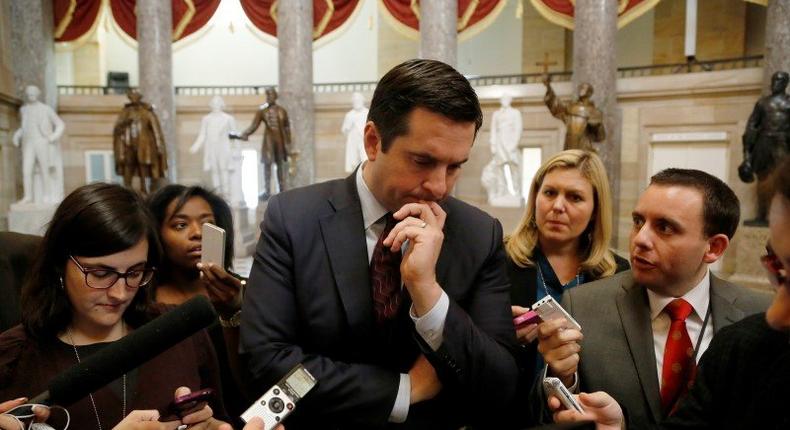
<box><xmin>482</xmin><ymin>94</ymin><xmax>522</xmax><ymax>205</ymax></box>
<box><xmin>543</xmin><ymin>75</ymin><xmax>605</xmax><ymax>151</ymax></box>
<box><xmin>739</xmin><ymin>71</ymin><xmax>790</xmax><ymax>225</ymax></box>
<box><xmin>342</xmin><ymin>92</ymin><xmax>369</xmax><ymax>173</ymax></box>
<box><xmin>190</xmin><ymin>95</ymin><xmax>238</xmax><ymax>201</ymax></box>
<box><xmin>112</xmin><ymin>89</ymin><xmax>168</xmax><ymax>195</ymax></box>
<box><xmin>12</xmin><ymin>85</ymin><xmax>65</xmax><ymax>204</ymax></box>
<box><xmin>234</xmin><ymin>87</ymin><xmax>292</xmax><ymax>200</ymax></box>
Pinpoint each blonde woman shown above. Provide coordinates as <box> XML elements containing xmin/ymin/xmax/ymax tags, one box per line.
<box><xmin>504</xmin><ymin>150</ymin><xmax>628</xmax><ymax>426</ymax></box>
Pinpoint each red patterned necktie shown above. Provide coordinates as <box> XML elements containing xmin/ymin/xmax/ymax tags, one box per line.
<box><xmin>660</xmin><ymin>298</ymin><xmax>696</xmax><ymax>414</ymax></box>
<box><xmin>370</xmin><ymin>214</ymin><xmax>402</xmax><ymax>323</ymax></box>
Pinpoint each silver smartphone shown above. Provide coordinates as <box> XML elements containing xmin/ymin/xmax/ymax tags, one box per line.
<box><xmin>543</xmin><ymin>377</ymin><xmax>584</xmax><ymax>413</ymax></box>
<box><xmin>201</xmin><ymin>223</ymin><xmax>226</xmax><ymax>266</ymax></box>
<box><xmin>532</xmin><ymin>295</ymin><xmax>582</xmax><ymax>331</ymax></box>
<box><xmin>241</xmin><ymin>364</ymin><xmax>317</xmax><ymax>427</ymax></box>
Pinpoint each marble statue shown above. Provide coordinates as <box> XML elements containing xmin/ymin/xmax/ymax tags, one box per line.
<box><xmin>12</xmin><ymin>85</ymin><xmax>65</xmax><ymax>204</ymax></box>
<box><xmin>739</xmin><ymin>71</ymin><xmax>790</xmax><ymax>225</ymax></box>
<box><xmin>543</xmin><ymin>75</ymin><xmax>605</xmax><ymax>151</ymax></box>
<box><xmin>190</xmin><ymin>95</ymin><xmax>239</xmax><ymax>201</ymax></box>
<box><xmin>233</xmin><ymin>87</ymin><xmax>292</xmax><ymax>200</ymax></box>
<box><xmin>112</xmin><ymin>89</ymin><xmax>168</xmax><ymax>195</ymax></box>
<box><xmin>342</xmin><ymin>92</ymin><xmax>369</xmax><ymax>173</ymax></box>
<box><xmin>482</xmin><ymin>95</ymin><xmax>522</xmax><ymax>207</ymax></box>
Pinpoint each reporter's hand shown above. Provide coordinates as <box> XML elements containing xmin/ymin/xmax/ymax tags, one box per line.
<box><xmin>221</xmin><ymin>417</ymin><xmax>284</xmax><ymax>430</ymax></box>
<box><xmin>512</xmin><ymin>306</ymin><xmax>539</xmax><ymax>344</ymax></box>
<box><xmin>174</xmin><ymin>387</ymin><xmax>228</xmax><ymax>430</ymax></box>
<box><xmin>0</xmin><ymin>398</ymin><xmax>50</xmax><ymax>430</ymax></box>
<box><xmin>537</xmin><ymin>318</ymin><xmax>583</xmax><ymax>387</ymax></box>
<box><xmin>112</xmin><ymin>410</ymin><xmax>181</xmax><ymax>430</ymax></box>
<box><xmin>408</xmin><ymin>354</ymin><xmax>442</xmax><ymax>404</ymax></box>
<box><xmin>549</xmin><ymin>391</ymin><xmax>623</xmax><ymax>430</ymax></box>
<box><xmin>197</xmin><ymin>262</ymin><xmax>244</xmax><ymax>318</ymax></box>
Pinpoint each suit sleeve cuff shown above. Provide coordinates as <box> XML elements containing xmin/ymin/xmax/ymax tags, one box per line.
<box><xmin>410</xmin><ymin>291</ymin><xmax>449</xmax><ymax>351</ymax></box>
<box><xmin>388</xmin><ymin>373</ymin><xmax>410</xmax><ymax>423</ymax></box>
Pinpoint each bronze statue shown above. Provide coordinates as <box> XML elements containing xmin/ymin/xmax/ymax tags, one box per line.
<box><xmin>112</xmin><ymin>89</ymin><xmax>168</xmax><ymax>195</ymax></box>
<box><xmin>233</xmin><ymin>87</ymin><xmax>292</xmax><ymax>200</ymax></box>
<box><xmin>739</xmin><ymin>71</ymin><xmax>790</xmax><ymax>225</ymax></box>
<box><xmin>543</xmin><ymin>75</ymin><xmax>606</xmax><ymax>151</ymax></box>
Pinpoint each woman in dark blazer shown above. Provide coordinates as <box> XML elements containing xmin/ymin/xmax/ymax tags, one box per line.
<box><xmin>504</xmin><ymin>150</ymin><xmax>628</xmax><ymax>428</ymax></box>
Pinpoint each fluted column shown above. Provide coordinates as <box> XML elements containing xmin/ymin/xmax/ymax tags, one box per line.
<box><xmin>278</xmin><ymin>0</ymin><xmax>314</xmax><ymax>188</ymax></box>
<box><xmin>573</xmin><ymin>0</ymin><xmax>621</xmax><ymax>235</ymax></box>
<box><xmin>9</xmin><ymin>0</ymin><xmax>55</xmax><ymax>107</ymax></box>
<box><xmin>419</xmin><ymin>0</ymin><xmax>457</xmax><ymax>66</ymax></box>
<box><xmin>137</xmin><ymin>0</ymin><xmax>177</xmax><ymax>182</ymax></box>
<box><xmin>763</xmin><ymin>0</ymin><xmax>790</xmax><ymax>93</ymax></box>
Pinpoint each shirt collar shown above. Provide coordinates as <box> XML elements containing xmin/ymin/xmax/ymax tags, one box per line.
<box><xmin>355</xmin><ymin>163</ymin><xmax>388</xmax><ymax>231</ymax></box>
<box><xmin>647</xmin><ymin>270</ymin><xmax>711</xmax><ymax>321</ymax></box>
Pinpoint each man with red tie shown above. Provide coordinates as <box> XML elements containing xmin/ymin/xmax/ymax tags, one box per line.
<box><xmin>240</xmin><ymin>59</ymin><xmax>519</xmax><ymax>430</ymax></box>
<box><xmin>533</xmin><ymin>168</ymin><xmax>771</xmax><ymax>429</ymax></box>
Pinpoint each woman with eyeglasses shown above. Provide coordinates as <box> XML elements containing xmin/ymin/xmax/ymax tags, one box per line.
<box><xmin>0</xmin><ymin>183</ymin><xmax>229</xmax><ymax>430</ymax></box>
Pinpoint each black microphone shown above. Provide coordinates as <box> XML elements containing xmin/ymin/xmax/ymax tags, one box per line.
<box><xmin>29</xmin><ymin>295</ymin><xmax>217</xmax><ymax>406</ymax></box>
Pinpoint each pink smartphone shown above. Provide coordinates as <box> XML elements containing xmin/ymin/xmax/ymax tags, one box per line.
<box><xmin>161</xmin><ymin>388</ymin><xmax>215</xmax><ymax>421</ymax></box>
<box><xmin>513</xmin><ymin>310</ymin><xmax>541</xmax><ymax>327</ymax></box>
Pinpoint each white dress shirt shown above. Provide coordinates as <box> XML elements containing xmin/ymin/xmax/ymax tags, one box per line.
<box><xmin>355</xmin><ymin>166</ymin><xmax>450</xmax><ymax>422</ymax></box>
<box><xmin>646</xmin><ymin>270</ymin><xmax>714</xmax><ymax>390</ymax></box>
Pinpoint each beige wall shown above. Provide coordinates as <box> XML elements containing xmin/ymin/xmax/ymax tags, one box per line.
<box><xmin>522</xmin><ymin>1</ymin><xmax>566</xmax><ymax>73</ymax></box>
<box><xmin>0</xmin><ymin>1</ymin><xmax>21</xmax><ymax>228</ymax></box>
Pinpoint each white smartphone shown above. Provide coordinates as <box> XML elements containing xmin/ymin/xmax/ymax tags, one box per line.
<box><xmin>241</xmin><ymin>364</ymin><xmax>317</xmax><ymax>427</ymax></box>
<box><xmin>201</xmin><ymin>223</ymin><xmax>226</xmax><ymax>266</ymax></box>
<box><xmin>532</xmin><ymin>295</ymin><xmax>582</xmax><ymax>331</ymax></box>
<box><xmin>543</xmin><ymin>377</ymin><xmax>584</xmax><ymax>413</ymax></box>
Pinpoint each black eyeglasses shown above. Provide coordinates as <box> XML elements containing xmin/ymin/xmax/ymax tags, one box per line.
<box><xmin>69</xmin><ymin>255</ymin><xmax>156</xmax><ymax>289</ymax></box>
<box><xmin>760</xmin><ymin>244</ymin><xmax>788</xmax><ymax>290</ymax></box>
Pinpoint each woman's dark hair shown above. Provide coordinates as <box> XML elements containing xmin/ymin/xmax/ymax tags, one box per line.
<box><xmin>147</xmin><ymin>184</ymin><xmax>235</xmax><ymax>269</ymax></box>
<box><xmin>21</xmin><ymin>183</ymin><xmax>161</xmax><ymax>340</ymax></box>
<box><xmin>774</xmin><ymin>157</ymin><xmax>790</xmax><ymax>201</ymax></box>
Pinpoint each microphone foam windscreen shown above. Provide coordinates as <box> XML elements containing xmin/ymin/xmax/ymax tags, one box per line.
<box><xmin>48</xmin><ymin>295</ymin><xmax>217</xmax><ymax>407</ymax></box>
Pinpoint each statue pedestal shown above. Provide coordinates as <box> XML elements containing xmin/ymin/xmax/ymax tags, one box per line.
<box><xmin>488</xmin><ymin>194</ymin><xmax>522</xmax><ymax>208</ymax></box>
<box><xmin>8</xmin><ymin>202</ymin><xmax>56</xmax><ymax>235</ymax></box>
<box><xmin>728</xmin><ymin>225</ymin><xmax>771</xmax><ymax>291</ymax></box>
<box><xmin>232</xmin><ymin>204</ymin><xmax>257</xmax><ymax>258</ymax></box>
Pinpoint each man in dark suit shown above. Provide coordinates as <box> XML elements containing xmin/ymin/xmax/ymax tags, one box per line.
<box><xmin>240</xmin><ymin>59</ymin><xmax>519</xmax><ymax>429</ymax></box>
<box><xmin>0</xmin><ymin>232</ymin><xmax>41</xmax><ymax>332</ymax></box>
<box><xmin>535</xmin><ymin>169</ymin><xmax>771</xmax><ymax>429</ymax></box>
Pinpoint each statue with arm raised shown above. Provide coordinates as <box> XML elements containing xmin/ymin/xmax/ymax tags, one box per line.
<box><xmin>543</xmin><ymin>75</ymin><xmax>605</xmax><ymax>151</ymax></box>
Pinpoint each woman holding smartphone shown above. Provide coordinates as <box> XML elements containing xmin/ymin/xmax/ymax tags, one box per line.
<box><xmin>503</xmin><ymin>150</ymin><xmax>628</xmax><ymax>428</ymax></box>
<box><xmin>0</xmin><ymin>183</ymin><xmax>228</xmax><ymax>429</ymax></box>
<box><xmin>147</xmin><ymin>185</ymin><xmax>247</xmax><ymax>422</ymax></box>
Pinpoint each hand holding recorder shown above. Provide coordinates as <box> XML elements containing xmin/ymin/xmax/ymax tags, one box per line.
<box><xmin>527</xmin><ymin>296</ymin><xmax>583</xmax><ymax>387</ymax></box>
<box><xmin>199</xmin><ymin>223</ymin><xmax>244</xmax><ymax>319</ymax></box>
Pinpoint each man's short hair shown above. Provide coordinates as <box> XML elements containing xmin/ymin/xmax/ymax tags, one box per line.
<box><xmin>367</xmin><ymin>59</ymin><xmax>483</xmax><ymax>152</ymax></box>
<box><xmin>650</xmin><ymin>168</ymin><xmax>740</xmax><ymax>239</ymax></box>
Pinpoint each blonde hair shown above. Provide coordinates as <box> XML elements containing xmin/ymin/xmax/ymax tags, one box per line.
<box><xmin>505</xmin><ymin>150</ymin><xmax>617</xmax><ymax>279</ymax></box>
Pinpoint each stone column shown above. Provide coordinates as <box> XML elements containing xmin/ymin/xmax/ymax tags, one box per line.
<box><xmin>278</xmin><ymin>1</ymin><xmax>314</xmax><ymax>188</ymax></box>
<box><xmin>8</xmin><ymin>0</ymin><xmax>56</xmax><ymax>106</ymax></box>
<box><xmin>763</xmin><ymin>0</ymin><xmax>790</xmax><ymax>93</ymax></box>
<box><xmin>137</xmin><ymin>0</ymin><xmax>177</xmax><ymax>182</ymax></box>
<box><xmin>572</xmin><ymin>0</ymin><xmax>621</xmax><ymax>239</ymax></box>
<box><xmin>419</xmin><ymin>0</ymin><xmax>457</xmax><ymax>67</ymax></box>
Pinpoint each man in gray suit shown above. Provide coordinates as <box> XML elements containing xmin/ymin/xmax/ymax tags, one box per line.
<box><xmin>536</xmin><ymin>169</ymin><xmax>771</xmax><ymax>430</ymax></box>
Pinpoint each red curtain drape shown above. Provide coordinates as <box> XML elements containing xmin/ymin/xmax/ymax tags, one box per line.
<box><xmin>530</xmin><ymin>0</ymin><xmax>660</xmax><ymax>29</ymax></box>
<box><xmin>380</xmin><ymin>0</ymin><xmax>503</xmax><ymax>33</ymax></box>
<box><xmin>53</xmin><ymin>0</ymin><xmax>103</xmax><ymax>42</ymax></box>
<box><xmin>109</xmin><ymin>0</ymin><xmax>221</xmax><ymax>41</ymax></box>
<box><xmin>239</xmin><ymin>0</ymin><xmax>361</xmax><ymax>40</ymax></box>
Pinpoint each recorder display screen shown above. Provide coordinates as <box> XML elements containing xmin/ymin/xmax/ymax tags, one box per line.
<box><xmin>286</xmin><ymin>369</ymin><xmax>316</xmax><ymax>398</ymax></box>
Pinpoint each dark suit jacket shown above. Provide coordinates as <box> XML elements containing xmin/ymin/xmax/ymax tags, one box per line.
<box><xmin>505</xmin><ymin>253</ymin><xmax>629</xmax><ymax>429</ymax></box>
<box><xmin>0</xmin><ymin>232</ymin><xmax>41</xmax><ymax>333</ymax></box>
<box><xmin>240</xmin><ymin>174</ymin><xmax>519</xmax><ymax>430</ymax></box>
<box><xmin>533</xmin><ymin>270</ymin><xmax>772</xmax><ymax>430</ymax></box>
<box><xmin>664</xmin><ymin>313</ymin><xmax>790</xmax><ymax>429</ymax></box>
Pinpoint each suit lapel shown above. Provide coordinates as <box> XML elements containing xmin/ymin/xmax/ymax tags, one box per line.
<box><xmin>616</xmin><ymin>277</ymin><xmax>663</xmax><ymax>423</ymax></box>
<box><xmin>319</xmin><ymin>174</ymin><xmax>374</xmax><ymax>338</ymax></box>
<box><xmin>709</xmin><ymin>274</ymin><xmax>743</xmax><ymax>333</ymax></box>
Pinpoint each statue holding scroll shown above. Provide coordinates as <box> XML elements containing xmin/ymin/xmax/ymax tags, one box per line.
<box><xmin>543</xmin><ymin>75</ymin><xmax>605</xmax><ymax>151</ymax></box>
<box><xmin>739</xmin><ymin>71</ymin><xmax>790</xmax><ymax>225</ymax></box>
<box><xmin>112</xmin><ymin>89</ymin><xmax>168</xmax><ymax>195</ymax></box>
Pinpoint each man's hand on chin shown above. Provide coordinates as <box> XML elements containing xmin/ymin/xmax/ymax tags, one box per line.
<box><xmin>385</xmin><ymin>201</ymin><xmax>446</xmax><ymax>316</ymax></box>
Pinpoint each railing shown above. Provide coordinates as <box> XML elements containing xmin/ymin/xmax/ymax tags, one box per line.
<box><xmin>57</xmin><ymin>55</ymin><xmax>764</xmax><ymax>96</ymax></box>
